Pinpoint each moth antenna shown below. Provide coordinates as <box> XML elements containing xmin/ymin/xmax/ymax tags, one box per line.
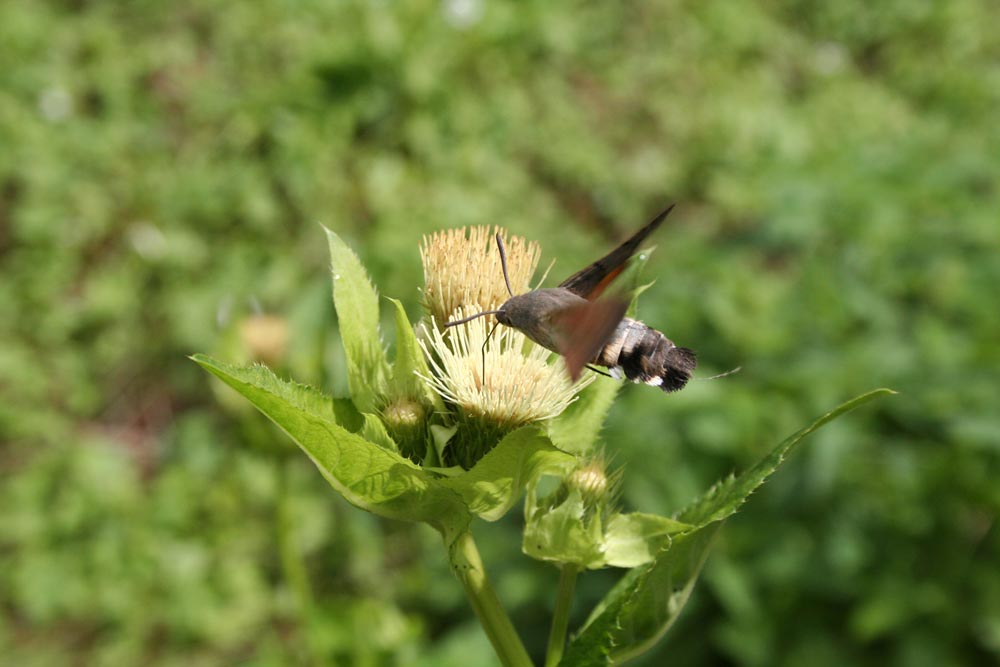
<box><xmin>533</xmin><ymin>257</ymin><xmax>556</xmax><ymax>290</ymax></box>
<box><xmin>495</xmin><ymin>233</ymin><xmax>515</xmax><ymax>297</ymax></box>
<box><xmin>481</xmin><ymin>321</ymin><xmax>500</xmax><ymax>384</ymax></box>
<box><xmin>444</xmin><ymin>310</ymin><xmax>502</xmax><ymax>327</ymax></box>
<box><xmin>698</xmin><ymin>366</ymin><xmax>742</xmax><ymax>381</ymax></box>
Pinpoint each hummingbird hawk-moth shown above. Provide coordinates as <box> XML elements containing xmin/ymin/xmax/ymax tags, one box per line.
<box><xmin>446</xmin><ymin>205</ymin><xmax>696</xmax><ymax>392</ymax></box>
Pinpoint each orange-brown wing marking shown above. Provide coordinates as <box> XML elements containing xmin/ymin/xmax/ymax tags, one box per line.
<box><xmin>551</xmin><ymin>299</ymin><xmax>628</xmax><ymax>382</ymax></box>
<box><xmin>558</xmin><ymin>204</ymin><xmax>674</xmax><ymax>300</ymax></box>
<box><xmin>585</xmin><ymin>265</ymin><xmax>626</xmax><ymax>300</ymax></box>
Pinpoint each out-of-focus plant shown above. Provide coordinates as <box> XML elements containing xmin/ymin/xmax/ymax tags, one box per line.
<box><xmin>194</xmin><ymin>227</ymin><xmax>888</xmax><ymax>666</ymax></box>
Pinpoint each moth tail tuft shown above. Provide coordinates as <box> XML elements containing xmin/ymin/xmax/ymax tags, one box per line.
<box><xmin>659</xmin><ymin>346</ymin><xmax>697</xmax><ymax>393</ymax></box>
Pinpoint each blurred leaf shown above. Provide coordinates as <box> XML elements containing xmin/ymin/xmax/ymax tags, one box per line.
<box><xmin>431</xmin><ymin>424</ymin><xmax>459</xmax><ymax>462</ymax></box>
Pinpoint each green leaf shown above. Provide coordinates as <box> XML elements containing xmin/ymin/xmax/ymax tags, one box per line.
<box><xmin>547</xmin><ymin>377</ymin><xmax>621</xmax><ymax>455</ymax></box>
<box><xmin>442</xmin><ymin>427</ymin><xmax>574</xmax><ymax>522</ymax></box>
<box><xmin>332</xmin><ymin>398</ymin><xmax>363</xmax><ymax>432</ymax></box>
<box><xmin>324</xmin><ymin>227</ymin><xmax>388</xmax><ymax>413</ymax></box>
<box><xmin>191</xmin><ymin>355</ymin><xmax>470</xmax><ymax>537</ymax></box>
<box><xmin>387</xmin><ymin>297</ymin><xmax>442</xmax><ymax>409</ymax></box>
<box><xmin>523</xmin><ymin>488</ymin><xmax>606</xmax><ymax>568</ymax></box>
<box><xmin>430</xmin><ymin>424</ymin><xmax>458</xmax><ymax>462</ymax></box>
<box><xmin>562</xmin><ymin>389</ymin><xmax>894</xmax><ymax>664</ymax></box>
<box><xmin>602</xmin><ymin>513</ymin><xmax>692</xmax><ymax>569</ymax></box>
<box><xmin>523</xmin><ymin>494</ymin><xmax>692</xmax><ymax>570</ymax></box>
<box><xmin>360</xmin><ymin>413</ymin><xmax>398</xmax><ymax>453</ymax></box>
<box><xmin>423</xmin><ymin>465</ymin><xmax>466</xmax><ymax>478</ymax></box>
<box><xmin>562</xmin><ymin>525</ymin><xmax>721</xmax><ymax>667</ymax></box>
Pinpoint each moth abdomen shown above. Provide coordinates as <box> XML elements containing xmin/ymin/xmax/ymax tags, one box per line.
<box><xmin>596</xmin><ymin>318</ymin><xmax>696</xmax><ymax>392</ymax></box>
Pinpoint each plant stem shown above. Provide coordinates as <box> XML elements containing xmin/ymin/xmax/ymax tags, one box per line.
<box><xmin>449</xmin><ymin>530</ymin><xmax>534</xmax><ymax>667</ymax></box>
<box><xmin>545</xmin><ymin>564</ymin><xmax>579</xmax><ymax>667</ymax></box>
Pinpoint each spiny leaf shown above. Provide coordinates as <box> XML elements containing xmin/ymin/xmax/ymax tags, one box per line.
<box><xmin>324</xmin><ymin>227</ymin><xmax>389</xmax><ymax>413</ymax></box>
<box><xmin>562</xmin><ymin>389</ymin><xmax>894</xmax><ymax>665</ymax></box>
<box><xmin>192</xmin><ymin>355</ymin><xmax>469</xmax><ymax>536</ymax></box>
<box><xmin>387</xmin><ymin>297</ymin><xmax>442</xmax><ymax>409</ymax></box>
<box><xmin>360</xmin><ymin>413</ymin><xmax>399</xmax><ymax>453</ymax></box>
<box><xmin>522</xmin><ymin>488</ymin><xmax>606</xmax><ymax>568</ymax></box>
<box><xmin>562</xmin><ymin>525</ymin><xmax>721</xmax><ymax>667</ymax></box>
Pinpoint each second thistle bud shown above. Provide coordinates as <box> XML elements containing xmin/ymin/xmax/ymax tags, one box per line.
<box><xmin>569</xmin><ymin>461</ymin><xmax>610</xmax><ymax>505</ymax></box>
<box><xmin>522</xmin><ymin>455</ymin><xmax>625</xmax><ymax>569</ymax></box>
<box><xmin>566</xmin><ymin>455</ymin><xmax>620</xmax><ymax>521</ymax></box>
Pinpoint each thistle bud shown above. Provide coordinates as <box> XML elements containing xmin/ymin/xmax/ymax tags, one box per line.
<box><xmin>383</xmin><ymin>397</ymin><xmax>425</xmax><ymax>428</ymax></box>
<box><xmin>569</xmin><ymin>462</ymin><xmax>609</xmax><ymax>502</ymax></box>
<box><xmin>382</xmin><ymin>396</ymin><xmax>427</xmax><ymax>462</ymax></box>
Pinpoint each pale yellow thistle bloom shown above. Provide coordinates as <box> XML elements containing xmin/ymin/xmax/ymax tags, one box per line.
<box><xmin>420</xmin><ymin>226</ymin><xmax>541</xmax><ymax>326</ymax></box>
<box><xmin>418</xmin><ymin>305</ymin><xmax>593</xmax><ymax>430</ymax></box>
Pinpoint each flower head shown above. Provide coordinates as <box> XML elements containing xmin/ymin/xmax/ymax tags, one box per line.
<box><xmin>420</xmin><ymin>226</ymin><xmax>541</xmax><ymax>326</ymax></box>
<box><xmin>419</xmin><ymin>305</ymin><xmax>592</xmax><ymax>467</ymax></box>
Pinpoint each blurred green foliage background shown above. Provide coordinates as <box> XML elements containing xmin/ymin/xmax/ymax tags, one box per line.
<box><xmin>2</xmin><ymin>0</ymin><xmax>998</xmax><ymax>665</ymax></box>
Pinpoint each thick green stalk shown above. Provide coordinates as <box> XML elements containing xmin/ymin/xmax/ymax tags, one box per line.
<box><xmin>545</xmin><ymin>564</ymin><xmax>579</xmax><ymax>667</ymax></box>
<box><xmin>448</xmin><ymin>530</ymin><xmax>534</xmax><ymax>667</ymax></box>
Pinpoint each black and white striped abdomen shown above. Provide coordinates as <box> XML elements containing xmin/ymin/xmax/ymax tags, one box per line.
<box><xmin>594</xmin><ymin>317</ymin><xmax>696</xmax><ymax>392</ymax></box>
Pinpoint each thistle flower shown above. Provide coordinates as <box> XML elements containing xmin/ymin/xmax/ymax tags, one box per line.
<box><xmin>420</xmin><ymin>226</ymin><xmax>541</xmax><ymax>326</ymax></box>
<box><xmin>419</xmin><ymin>306</ymin><xmax>592</xmax><ymax>467</ymax></box>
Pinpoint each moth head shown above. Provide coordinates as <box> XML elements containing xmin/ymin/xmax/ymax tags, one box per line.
<box><xmin>493</xmin><ymin>293</ymin><xmax>544</xmax><ymax>330</ymax></box>
<box><xmin>495</xmin><ymin>303</ymin><xmax>512</xmax><ymax>327</ymax></box>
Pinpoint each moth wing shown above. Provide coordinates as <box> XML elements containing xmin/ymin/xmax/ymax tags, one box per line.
<box><xmin>551</xmin><ymin>298</ymin><xmax>629</xmax><ymax>382</ymax></box>
<box><xmin>558</xmin><ymin>204</ymin><xmax>674</xmax><ymax>300</ymax></box>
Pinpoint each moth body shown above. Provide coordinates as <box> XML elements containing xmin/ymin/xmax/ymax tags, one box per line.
<box><xmin>597</xmin><ymin>318</ymin><xmax>696</xmax><ymax>392</ymax></box>
<box><xmin>447</xmin><ymin>204</ymin><xmax>697</xmax><ymax>394</ymax></box>
<box><xmin>496</xmin><ymin>288</ymin><xmax>695</xmax><ymax>392</ymax></box>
